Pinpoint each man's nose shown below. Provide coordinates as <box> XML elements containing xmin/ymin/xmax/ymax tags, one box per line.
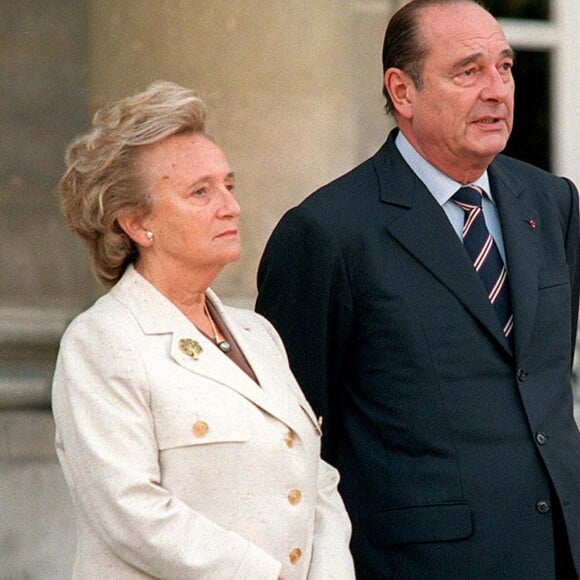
<box><xmin>481</xmin><ymin>67</ymin><xmax>512</xmax><ymax>101</ymax></box>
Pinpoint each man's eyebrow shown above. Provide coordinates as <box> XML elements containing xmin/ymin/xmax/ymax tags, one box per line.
<box><xmin>451</xmin><ymin>48</ymin><xmax>516</xmax><ymax>72</ymax></box>
<box><xmin>500</xmin><ymin>47</ymin><xmax>516</xmax><ymax>62</ymax></box>
<box><xmin>452</xmin><ymin>52</ymin><xmax>484</xmax><ymax>72</ymax></box>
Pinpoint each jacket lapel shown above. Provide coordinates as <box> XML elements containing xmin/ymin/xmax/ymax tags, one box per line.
<box><xmin>208</xmin><ymin>294</ymin><xmax>321</xmax><ymax>433</ymax></box>
<box><xmin>112</xmin><ymin>266</ymin><xmax>311</xmax><ymax>433</ymax></box>
<box><xmin>374</xmin><ymin>137</ymin><xmax>511</xmax><ymax>354</ymax></box>
<box><xmin>489</xmin><ymin>161</ymin><xmax>540</xmax><ymax>359</ymax></box>
<box><xmin>169</xmin><ymin>298</ymin><xmax>316</xmax><ymax>434</ymax></box>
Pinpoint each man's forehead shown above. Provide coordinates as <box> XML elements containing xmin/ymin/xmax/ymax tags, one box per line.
<box><xmin>419</xmin><ymin>3</ymin><xmax>502</xmax><ymax>34</ymax></box>
<box><xmin>418</xmin><ymin>3</ymin><xmax>510</xmax><ymax>56</ymax></box>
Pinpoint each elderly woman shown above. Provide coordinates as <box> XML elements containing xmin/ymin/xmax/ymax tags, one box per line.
<box><xmin>52</xmin><ymin>81</ymin><xmax>355</xmax><ymax>579</ymax></box>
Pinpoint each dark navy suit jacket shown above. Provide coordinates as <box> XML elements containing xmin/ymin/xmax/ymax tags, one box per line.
<box><xmin>256</xmin><ymin>130</ymin><xmax>580</xmax><ymax>579</ymax></box>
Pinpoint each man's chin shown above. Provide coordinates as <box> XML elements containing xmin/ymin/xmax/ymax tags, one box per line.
<box><xmin>472</xmin><ymin>133</ymin><xmax>511</xmax><ymax>159</ymax></box>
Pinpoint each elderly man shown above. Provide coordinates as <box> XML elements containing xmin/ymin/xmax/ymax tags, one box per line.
<box><xmin>256</xmin><ymin>0</ymin><xmax>580</xmax><ymax>578</ymax></box>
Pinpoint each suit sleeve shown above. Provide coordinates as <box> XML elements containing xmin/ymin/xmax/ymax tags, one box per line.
<box><xmin>256</xmin><ymin>206</ymin><xmax>354</xmax><ymax>464</ymax></box>
<box><xmin>562</xmin><ymin>178</ymin><xmax>580</xmax><ymax>366</ymax></box>
<box><xmin>51</xmin><ymin>313</ymin><xmax>282</xmax><ymax>579</ymax></box>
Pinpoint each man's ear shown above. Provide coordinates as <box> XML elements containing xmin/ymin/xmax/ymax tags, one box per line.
<box><xmin>117</xmin><ymin>212</ymin><xmax>153</xmax><ymax>248</ymax></box>
<box><xmin>384</xmin><ymin>67</ymin><xmax>415</xmax><ymax>120</ymax></box>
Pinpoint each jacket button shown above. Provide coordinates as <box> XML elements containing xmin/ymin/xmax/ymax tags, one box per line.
<box><xmin>517</xmin><ymin>369</ymin><xmax>528</xmax><ymax>382</ymax></box>
<box><xmin>284</xmin><ymin>430</ymin><xmax>295</xmax><ymax>448</ymax></box>
<box><xmin>536</xmin><ymin>500</ymin><xmax>551</xmax><ymax>514</ymax></box>
<box><xmin>288</xmin><ymin>489</ymin><xmax>302</xmax><ymax>505</ymax></box>
<box><xmin>192</xmin><ymin>421</ymin><xmax>209</xmax><ymax>437</ymax></box>
<box><xmin>289</xmin><ymin>547</ymin><xmax>302</xmax><ymax>565</ymax></box>
<box><xmin>536</xmin><ymin>432</ymin><xmax>547</xmax><ymax>445</ymax></box>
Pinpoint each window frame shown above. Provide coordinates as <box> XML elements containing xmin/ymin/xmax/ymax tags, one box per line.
<box><xmin>499</xmin><ymin>3</ymin><xmax>580</xmax><ymax>185</ymax></box>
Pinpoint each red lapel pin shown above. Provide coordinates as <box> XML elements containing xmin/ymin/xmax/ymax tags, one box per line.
<box><xmin>526</xmin><ymin>219</ymin><xmax>537</xmax><ymax>229</ymax></box>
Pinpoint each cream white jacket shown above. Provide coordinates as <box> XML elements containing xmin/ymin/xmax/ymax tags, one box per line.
<box><xmin>52</xmin><ymin>265</ymin><xmax>355</xmax><ymax>579</ymax></box>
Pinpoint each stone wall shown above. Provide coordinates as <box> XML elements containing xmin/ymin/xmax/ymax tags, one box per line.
<box><xmin>84</xmin><ymin>0</ymin><xmax>390</xmax><ymax>302</ymax></box>
<box><xmin>1</xmin><ymin>1</ymin><xmax>89</xmax><ymax>576</ymax></box>
<box><xmin>1</xmin><ymin>1</ymin><xmax>578</xmax><ymax>577</ymax></box>
<box><xmin>0</xmin><ymin>1</ymin><xmax>392</xmax><ymax>576</ymax></box>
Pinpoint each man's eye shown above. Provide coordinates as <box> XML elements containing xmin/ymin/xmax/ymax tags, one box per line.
<box><xmin>193</xmin><ymin>188</ymin><xmax>207</xmax><ymax>197</ymax></box>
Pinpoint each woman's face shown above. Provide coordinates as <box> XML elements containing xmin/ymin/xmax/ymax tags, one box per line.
<box><xmin>136</xmin><ymin>133</ymin><xmax>241</xmax><ymax>276</ymax></box>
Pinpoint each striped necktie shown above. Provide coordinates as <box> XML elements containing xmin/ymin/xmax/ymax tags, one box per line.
<box><xmin>452</xmin><ymin>185</ymin><xmax>514</xmax><ymax>339</ymax></box>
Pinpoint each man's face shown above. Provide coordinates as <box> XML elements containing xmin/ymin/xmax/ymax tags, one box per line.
<box><xmin>400</xmin><ymin>3</ymin><xmax>515</xmax><ymax>181</ymax></box>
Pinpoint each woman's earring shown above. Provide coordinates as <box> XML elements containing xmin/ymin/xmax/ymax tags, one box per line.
<box><xmin>145</xmin><ymin>231</ymin><xmax>154</xmax><ymax>241</ymax></box>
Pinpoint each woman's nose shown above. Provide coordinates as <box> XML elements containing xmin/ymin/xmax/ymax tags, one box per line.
<box><xmin>217</xmin><ymin>186</ymin><xmax>241</xmax><ymax>217</ymax></box>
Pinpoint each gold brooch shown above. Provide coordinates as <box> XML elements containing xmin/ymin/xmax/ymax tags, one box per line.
<box><xmin>179</xmin><ymin>338</ymin><xmax>203</xmax><ymax>360</ymax></box>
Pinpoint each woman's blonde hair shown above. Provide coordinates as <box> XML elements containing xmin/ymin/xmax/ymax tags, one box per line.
<box><xmin>59</xmin><ymin>81</ymin><xmax>207</xmax><ymax>287</ymax></box>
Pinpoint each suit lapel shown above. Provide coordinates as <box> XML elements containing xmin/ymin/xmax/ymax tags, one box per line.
<box><xmin>489</xmin><ymin>161</ymin><xmax>540</xmax><ymax>359</ymax></box>
<box><xmin>208</xmin><ymin>295</ymin><xmax>321</xmax><ymax>433</ymax></box>
<box><xmin>112</xmin><ymin>266</ymin><xmax>310</xmax><ymax>433</ymax></box>
<box><xmin>226</xmin><ymin>310</ymin><xmax>321</xmax><ymax>433</ymax></box>
<box><xmin>374</xmin><ymin>137</ymin><xmax>512</xmax><ymax>354</ymax></box>
<box><xmin>169</xmin><ymin>299</ymin><xmax>314</xmax><ymax>434</ymax></box>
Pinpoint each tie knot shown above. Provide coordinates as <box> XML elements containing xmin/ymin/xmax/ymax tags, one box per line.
<box><xmin>452</xmin><ymin>186</ymin><xmax>483</xmax><ymax>211</ymax></box>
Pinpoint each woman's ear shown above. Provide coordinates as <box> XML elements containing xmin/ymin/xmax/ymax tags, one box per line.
<box><xmin>384</xmin><ymin>67</ymin><xmax>415</xmax><ymax>120</ymax></box>
<box><xmin>117</xmin><ymin>212</ymin><xmax>153</xmax><ymax>248</ymax></box>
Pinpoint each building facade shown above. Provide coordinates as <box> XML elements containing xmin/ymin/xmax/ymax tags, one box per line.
<box><xmin>1</xmin><ymin>1</ymin><xmax>578</xmax><ymax>576</ymax></box>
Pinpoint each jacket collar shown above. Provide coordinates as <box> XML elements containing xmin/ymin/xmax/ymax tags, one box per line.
<box><xmin>374</xmin><ymin>131</ymin><xmax>538</xmax><ymax>358</ymax></box>
<box><xmin>110</xmin><ymin>265</ymin><xmax>320</xmax><ymax>433</ymax></box>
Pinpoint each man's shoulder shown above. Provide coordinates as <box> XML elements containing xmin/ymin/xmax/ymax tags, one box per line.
<box><xmin>491</xmin><ymin>154</ymin><xmax>577</xmax><ymax>221</ymax></box>
<box><xmin>492</xmin><ymin>154</ymin><xmax>569</xmax><ymax>186</ymax></box>
<box><xmin>307</xmin><ymin>157</ymin><xmax>377</xmax><ymax>202</ymax></box>
<box><xmin>296</xmin><ymin>141</ymin><xmax>393</xmax><ymax>215</ymax></box>
<box><xmin>492</xmin><ymin>153</ymin><xmax>577</xmax><ymax>199</ymax></box>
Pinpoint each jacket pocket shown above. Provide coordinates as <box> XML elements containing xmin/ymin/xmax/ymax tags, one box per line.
<box><xmin>538</xmin><ymin>266</ymin><xmax>569</xmax><ymax>289</ymax></box>
<box><xmin>154</xmin><ymin>402</ymin><xmax>251</xmax><ymax>451</ymax></box>
<box><xmin>370</xmin><ymin>502</ymin><xmax>473</xmax><ymax>547</ymax></box>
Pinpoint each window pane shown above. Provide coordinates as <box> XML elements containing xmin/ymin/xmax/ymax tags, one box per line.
<box><xmin>484</xmin><ymin>0</ymin><xmax>549</xmax><ymax>20</ymax></box>
<box><xmin>503</xmin><ymin>50</ymin><xmax>551</xmax><ymax>172</ymax></box>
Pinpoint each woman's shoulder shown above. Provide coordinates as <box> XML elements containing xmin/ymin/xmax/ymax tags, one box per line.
<box><xmin>221</xmin><ymin>303</ymin><xmax>278</xmax><ymax>337</ymax></box>
<box><xmin>224</xmin><ymin>304</ymin><xmax>264</xmax><ymax>325</ymax></box>
<box><xmin>60</xmin><ymin>290</ymin><xmax>139</xmax><ymax>348</ymax></box>
<box><xmin>223</xmin><ymin>304</ymin><xmax>288</xmax><ymax>358</ymax></box>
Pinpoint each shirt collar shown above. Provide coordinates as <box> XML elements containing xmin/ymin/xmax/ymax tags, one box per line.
<box><xmin>394</xmin><ymin>130</ymin><xmax>494</xmax><ymax>206</ymax></box>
